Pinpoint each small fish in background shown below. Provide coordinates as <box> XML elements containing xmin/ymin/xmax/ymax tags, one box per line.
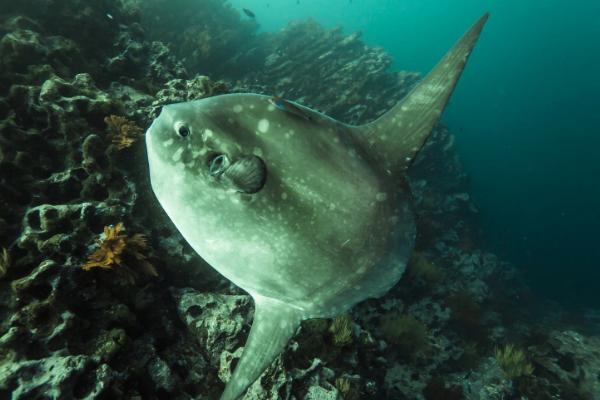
<box><xmin>242</xmin><ymin>8</ymin><xmax>256</xmax><ymax>18</ymax></box>
<box><xmin>106</xmin><ymin>13</ymin><xmax>114</xmax><ymax>20</ymax></box>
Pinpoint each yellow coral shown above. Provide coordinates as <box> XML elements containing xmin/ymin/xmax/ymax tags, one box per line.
<box><xmin>82</xmin><ymin>223</ymin><xmax>157</xmax><ymax>280</ymax></box>
<box><xmin>0</xmin><ymin>247</ymin><xmax>10</xmax><ymax>278</ymax></box>
<box><xmin>495</xmin><ymin>344</ymin><xmax>534</xmax><ymax>380</ymax></box>
<box><xmin>104</xmin><ymin>115</ymin><xmax>144</xmax><ymax>150</ymax></box>
<box><xmin>335</xmin><ymin>376</ymin><xmax>360</xmax><ymax>400</ymax></box>
<box><xmin>82</xmin><ymin>223</ymin><xmax>127</xmax><ymax>271</ymax></box>
<box><xmin>329</xmin><ymin>314</ymin><xmax>354</xmax><ymax>347</ymax></box>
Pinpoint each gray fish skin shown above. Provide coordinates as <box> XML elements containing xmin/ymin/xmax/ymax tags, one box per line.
<box><xmin>145</xmin><ymin>13</ymin><xmax>488</xmax><ymax>400</ymax></box>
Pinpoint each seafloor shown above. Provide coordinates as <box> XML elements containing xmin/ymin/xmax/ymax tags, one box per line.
<box><xmin>0</xmin><ymin>1</ymin><xmax>599</xmax><ymax>399</ymax></box>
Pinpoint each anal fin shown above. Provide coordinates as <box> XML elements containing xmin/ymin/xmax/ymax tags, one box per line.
<box><xmin>220</xmin><ymin>295</ymin><xmax>303</xmax><ymax>400</ymax></box>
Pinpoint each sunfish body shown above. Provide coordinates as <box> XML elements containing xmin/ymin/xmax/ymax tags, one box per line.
<box><xmin>146</xmin><ymin>14</ymin><xmax>488</xmax><ymax>400</ymax></box>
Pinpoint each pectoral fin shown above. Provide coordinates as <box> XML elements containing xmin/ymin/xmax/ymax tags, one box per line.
<box><xmin>220</xmin><ymin>295</ymin><xmax>303</xmax><ymax>400</ymax></box>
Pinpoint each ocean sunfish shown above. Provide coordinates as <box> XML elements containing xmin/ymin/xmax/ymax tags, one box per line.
<box><xmin>146</xmin><ymin>14</ymin><xmax>488</xmax><ymax>400</ymax></box>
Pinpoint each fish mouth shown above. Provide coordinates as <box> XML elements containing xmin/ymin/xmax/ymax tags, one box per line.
<box><xmin>217</xmin><ymin>155</ymin><xmax>267</xmax><ymax>194</ymax></box>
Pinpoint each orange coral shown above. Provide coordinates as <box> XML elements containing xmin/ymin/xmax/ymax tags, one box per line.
<box><xmin>82</xmin><ymin>223</ymin><xmax>157</xmax><ymax>280</ymax></box>
<box><xmin>104</xmin><ymin>115</ymin><xmax>144</xmax><ymax>150</ymax></box>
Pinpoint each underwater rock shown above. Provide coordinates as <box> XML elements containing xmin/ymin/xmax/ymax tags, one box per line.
<box><xmin>149</xmin><ymin>75</ymin><xmax>228</xmax><ymax>118</ymax></box>
<box><xmin>140</xmin><ymin>0</ymin><xmax>257</xmax><ymax>76</ymax></box>
<box><xmin>461</xmin><ymin>357</ymin><xmax>512</xmax><ymax>400</ymax></box>
<box><xmin>529</xmin><ymin>330</ymin><xmax>600</xmax><ymax>397</ymax></box>
<box><xmin>303</xmin><ymin>385</ymin><xmax>340</xmax><ymax>400</ymax></box>
<box><xmin>147</xmin><ymin>355</ymin><xmax>176</xmax><ymax>393</ymax></box>
<box><xmin>0</xmin><ymin>0</ymin><xmax>135</xmax><ymax>69</ymax></box>
<box><xmin>39</xmin><ymin>73</ymin><xmax>114</xmax><ymax>119</ymax></box>
<box><xmin>218</xmin><ymin>350</ymin><xmax>340</xmax><ymax>400</ymax></box>
<box><xmin>171</xmin><ymin>288</ymin><xmax>251</xmax><ymax>366</ymax></box>
<box><xmin>0</xmin><ymin>354</ymin><xmax>108</xmax><ymax>400</ymax></box>
<box><xmin>0</xmin><ymin>26</ymin><xmax>82</xmax><ymax>81</ymax></box>
<box><xmin>105</xmin><ymin>29</ymin><xmax>189</xmax><ymax>91</ymax></box>
<box><xmin>226</xmin><ymin>20</ymin><xmax>420</xmax><ymax>125</ymax></box>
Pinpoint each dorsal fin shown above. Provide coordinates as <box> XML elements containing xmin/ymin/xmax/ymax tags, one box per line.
<box><xmin>220</xmin><ymin>295</ymin><xmax>303</xmax><ymax>400</ymax></box>
<box><xmin>357</xmin><ymin>13</ymin><xmax>489</xmax><ymax>173</ymax></box>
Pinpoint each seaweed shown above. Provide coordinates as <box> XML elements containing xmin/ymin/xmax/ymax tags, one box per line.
<box><xmin>380</xmin><ymin>314</ymin><xmax>429</xmax><ymax>359</ymax></box>
<box><xmin>329</xmin><ymin>314</ymin><xmax>354</xmax><ymax>347</ymax></box>
<box><xmin>104</xmin><ymin>115</ymin><xmax>144</xmax><ymax>150</ymax></box>
<box><xmin>0</xmin><ymin>247</ymin><xmax>10</xmax><ymax>278</ymax></box>
<box><xmin>82</xmin><ymin>223</ymin><xmax>157</xmax><ymax>284</ymax></box>
<box><xmin>335</xmin><ymin>376</ymin><xmax>360</xmax><ymax>400</ymax></box>
<box><xmin>495</xmin><ymin>344</ymin><xmax>534</xmax><ymax>380</ymax></box>
<box><xmin>408</xmin><ymin>252</ymin><xmax>443</xmax><ymax>284</ymax></box>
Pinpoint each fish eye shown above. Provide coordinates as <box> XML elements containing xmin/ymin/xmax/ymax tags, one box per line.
<box><xmin>208</xmin><ymin>154</ymin><xmax>229</xmax><ymax>176</ymax></box>
<box><xmin>177</xmin><ymin>125</ymin><xmax>190</xmax><ymax>138</ymax></box>
<box><xmin>174</xmin><ymin>121</ymin><xmax>190</xmax><ymax>138</ymax></box>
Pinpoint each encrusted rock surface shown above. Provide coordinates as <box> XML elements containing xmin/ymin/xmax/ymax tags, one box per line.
<box><xmin>1</xmin><ymin>0</ymin><xmax>599</xmax><ymax>399</ymax></box>
<box><xmin>172</xmin><ymin>288</ymin><xmax>251</xmax><ymax>367</ymax></box>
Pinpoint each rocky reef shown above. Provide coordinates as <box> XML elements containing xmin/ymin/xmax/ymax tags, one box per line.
<box><xmin>1</xmin><ymin>0</ymin><xmax>599</xmax><ymax>399</ymax></box>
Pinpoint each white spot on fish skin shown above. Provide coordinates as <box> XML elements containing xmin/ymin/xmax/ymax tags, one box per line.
<box><xmin>192</xmin><ymin>149</ymin><xmax>207</xmax><ymax>158</ymax></box>
<box><xmin>281</xmin><ymin>192</ymin><xmax>288</xmax><ymax>200</ymax></box>
<box><xmin>203</xmin><ymin>129</ymin><xmax>214</xmax><ymax>140</ymax></box>
<box><xmin>233</xmin><ymin>105</ymin><xmax>243</xmax><ymax>113</ymax></box>
<box><xmin>172</xmin><ymin>147</ymin><xmax>183</xmax><ymax>162</ymax></box>
<box><xmin>357</xmin><ymin>266</ymin><xmax>366</xmax><ymax>274</ymax></box>
<box><xmin>267</xmin><ymin>104</ymin><xmax>275</xmax><ymax>112</ymax></box>
<box><xmin>375</xmin><ymin>192</ymin><xmax>387</xmax><ymax>202</ymax></box>
<box><xmin>253</xmin><ymin>147</ymin><xmax>263</xmax><ymax>157</ymax></box>
<box><xmin>258</xmin><ymin>119</ymin><xmax>270</xmax><ymax>133</ymax></box>
<box><xmin>163</xmin><ymin>138</ymin><xmax>174</xmax><ymax>147</ymax></box>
